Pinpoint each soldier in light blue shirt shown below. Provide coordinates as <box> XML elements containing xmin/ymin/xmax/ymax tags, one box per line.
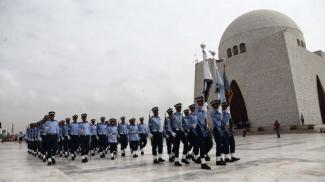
<box><xmin>69</xmin><ymin>115</ymin><xmax>79</xmax><ymax>160</ymax></box>
<box><xmin>210</xmin><ymin>99</ymin><xmax>227</xmax><ymax>166</ymax></box>
<box><xmin>164</xmin><ymin>108</ymin><xmax>175</xmax><ymax>162</ymax></box>
<box><xmin>138</xmin><ymin>117</ymin><xmax>148</xmax><ymax>155</ymax></box>
<box><xmin>148</xmin><ymin>107</ymin><xmax>165</xmax><ymax>164</ymax></box>
<box><xmin>44</xmin><ymin>111</ymin><xmax>59</xmax><ymax>166</ymax></box>
<box><xmin>90</xmin><ymin>119</ymin><xmax>98</xmax><ymax>156</ymax></box>
<box><xmin>128</xmin><ymin>118</ymin><xmax>140</xmax><ymax>158</ymax></box>
<box><xmin>107</xmin><ymin>118</ymin><xmax>118</xmax><ymax>160</ymax></box>
<box><xmin>62</xmin><ymin>118</ymin><xmax>70</xmax><ymax>158</ymax></box>
<box><xmin>79</xmin><ymin>113</ymin><xmax>90</xmax><ymax>163</ymax></box>
<box><xmin>57</xmin><ymin>120</ymin><xmax>65</xmax><ymax>157</ymax></box>
<box><xmin>118</xmin><ymin>116</ymin><xmax>129</xmax><ymax>156</ymax></box>
<box><xmin>186</xmin><ymin>104</ymin><xmax>198</xmax><ymax>161</ymax></box>
<box><xmin>194</xmin><ymin>96</ymin><xmax>211</xmax><ymax>170</ymax></box>
<box><xmin>97</xmin><ymin>116</ymin><xmax>108</xmax><ymax>158</ymax></box>
<box><xmin>40</xmin><ymin>115</ymin><xmax>48</xmax><ymax>162</ymax></box>
<box><xmin>171</xmin><ymin>103</ymin><xmax>190</xmax><ymax>166</ymax></box>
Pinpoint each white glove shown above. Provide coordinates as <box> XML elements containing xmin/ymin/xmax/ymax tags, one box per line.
<box><xmin>67</xmin><ymin>135</ymin><xmax>71</xmax><ymax>140</ymax></box>
<box><xmin>171</xmin><ymin>132</ymin><xmax>176</xmax><ymax>137</ymax></box>
<box><xmin>148</xmin><ymin>133</ymin><xmax>153</xmax><ymax>139</ymax></box>
<box><xmin>203</xmin><ymin>102</ymin><xmax>208</xmax><ymax>112</ymax></box>
<box><xmin>165</xmin><ymin>134</ymin><xmax>169</xmax><ymax>139</ymax></box>
<box><xmin>96</xmin><ymin>136</ymin><xmax>99</xmax><ymax>140</ymax></box>
<box><xmin>38</xmin><ymin>137</ymin><xmax>42</xmax><ymax>142</ymax></box>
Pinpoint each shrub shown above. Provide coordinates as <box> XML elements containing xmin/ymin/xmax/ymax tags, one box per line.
<box><xmin>290</xmin><ymin>125</ymin><xmax>298</xmax><ymax>130</ymax></box>
<box><xmin>257</xmin><ymin>127</ymin><xmax>264</xmax><ymax>131</ymax></box>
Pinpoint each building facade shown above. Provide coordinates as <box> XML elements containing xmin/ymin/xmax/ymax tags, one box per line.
<box><xmin>194</xmin><ymin>10</ymin><xmax>325</xmax><ymax>128</ymax></box>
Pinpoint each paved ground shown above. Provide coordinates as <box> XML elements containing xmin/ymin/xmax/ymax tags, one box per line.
<box><xmin>1</xmin><ymin>133</ymin><xmax>325</xmax><ymax>182</ymax></box>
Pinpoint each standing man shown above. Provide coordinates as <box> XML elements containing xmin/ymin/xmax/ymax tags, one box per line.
<box><xmin>273</xmin><ymin>120</ymin><xmax>281</xmax><ymax>138</ymax></box>
<box><xmin>194</xmin><ymin>96</ymin><xmax>212</xmax><ymax>170</ymax></box>
<box><xmin>148</xmin><ymin>107</ymin><xmax>165</xmax><ymax>164</ymax></box>
<box><xmin>62</xmin><ymin>118</ymin><xmax>71</xmax><ymax>158</ymax></box>
<box><xmin>138</xmin><ymin>117</ymin><xmax>148</xmax><ymax>155</ymax></box>
<box><xmin>227</xmin><ymin>117</ymin><xmax>240</xmax><ymax>162</ymax></box>
<box><xmin>40</xmin><ymin>115</ymin><xmax>48</xmax><ymax>162</ymax></box>
<box><xmin>90</xmin><ymin>119</ymin><xmax>98</xmax><ymax>156</ymax></box>
<box><xmin>210</xmin><ymin>100</ymin><xmax>228</xmax><ymax>166</ymax></box>
<box><xmin>171</xmin><ymin>103</ymin><xmax>190</xmax><ymax>166</ymax></box>
<box><xmin>44</xmin><ymin>111</ymin><xmax>60</xmax><ymax>166</ymax></box>
<box><xmin>69</xmin><ymin>115</ymin><xmax>79</xmax><ymax>160</ymax></box>
<box><xmin>164</xmin><ymin>108</ymin><xmax>175</xmax><ymax>162</ymax></box>
<box><xmin>97</xmin><ymin>116</ymin><xmax>108</xmax><ymax>158</ymax></box>
<box><xmin>128</xmin><ymin>118</ymin><xmax>140</xmax><ymax>158</ymax></box>
<box><xmin>185</xmin><ymin>105</ymin><xmax>198</xmax><ymax>161</ymax></box>
<box><xmin>79</xmin><ymin>113</ymin><xmax>91</xmax><ymax>163</ymax></box>
<box><xmin>118</xmin><ymin>116</ymin><xmax>128</xmax><ymax>157</ymax></box>
<box><xmin>301</xmin><ymin>114</ymin><xmax>304</xmax><ymax>125</ymax></box>
<box><xmin>108</xmin><ymin>118</ymin><xmax>118</xmax><ymax>160</ymax></box>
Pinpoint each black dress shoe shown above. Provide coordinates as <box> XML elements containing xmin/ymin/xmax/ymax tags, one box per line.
<box><xmin>153</xmin><ymin>159</ymin><xmax>159</xmax><ymax>164</ymax></box>
<box><xmin>169</xmin><ymin>157</ymin><xmax>174</xmax><ymax>162</ymax></box>
<box><xmin>51</xmin><ymin>158</ymin><xmax>56</xmax><ymax>165</ymax></box>
<box><xmin>225</xmin><ymin>158</ymin><xmax>232</xmax><ymax>163</ymax></box>
<box><xmin>231</xmin><ymin>157</ymin><xmax>240</xmax><ymax>162</ymax></box>
<box><xmin>82</xmin><ymin>159</ymin><xmax>86</xmax><ymax>163</ymax></box>
<box><xmin>133</xmin><ymin>154</ymin><xmax>138</xmax><ymax>158</ymax></box>
<box><xmin>100</xmin><ymin>154</ymin><xmax>105</xmax><ymax>158</ymax></box>
<box><xmin>201</xmin><ymin>163</ymin><xmax>211</xmax><ymax>170</ymax></box>
<box><xmin>141</xmin><ymin>151</ymin><xmax>144</xmax><ymax>155</ymax></box>
<box><xmin>71</xmin><ymin>157</ymin><xmax>75</xmax><ymax>161</ymax></box>
<box><xmin>194</xmin><ymin>158</ymin><xmax>201</xmax><ymax>164</ymax></box>
<box><xmin>181</xmin><ymin>159</ymin><xmax>190</xmax><ymax>164</ymax></box>
<box><xmin>85</xmin><ymin>157</ymin><xmax>88</xmax><ymax>162</ymax></box>
<box><xmin>186</xmin><ymin>154</ymin><xmax>192</xmax><ymax>160</ymax></box>
<box><xmin>158</xmin><ymin>158</ymin><xmax>165</xmax><ymax>163</ymax></box>
<box><xmin>91</xmin><ymin>153</ymin><xmax>95</xmax><ymax>156</ymax></box>
<box><xmin>216</xmin><ymin>160</ymin><xmax>226</xmax><ymax>166</ymax></box>
<box><xmin>205</xmin><ymin>155</ymin><xmax>211</xmax><ymax>161</ymax></box>
<box><xmin>121</xmin><ymin>153</ymin><xmax>126</xmax><ymax>157</ymax></box>
<box><xmin>111</xmin><ymin>157</ymin><xmax>114</xmax><ymax>160</ymax></box>
<box><xmin>174</xmin><ymin>161</ymin><xmax>182</xmax><ymax>166</ymax></box>
<box><xmin>42</xmin><ymin>158</ymin><xmax>46</xmax><ymax>162</ymax></box>
<box><xmin>47</xmin><ymin>162</ymin><xmax>52</xmax><ymax>166</ymax></box>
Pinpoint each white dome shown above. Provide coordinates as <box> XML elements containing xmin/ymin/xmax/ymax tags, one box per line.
<box><xmin>220</xmin><ymin>9</ymin><xmax>302</xmax><ymax>44</ymax></box>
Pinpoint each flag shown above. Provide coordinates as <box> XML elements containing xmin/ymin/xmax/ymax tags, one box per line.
<box><xmin>223</xmin><ymin>64</ymin><xmax>233</xmax><ymax>103</ymax></box>
<box><xmin>202</xmin><ymin>49</ymin><xmax>213</xmax><ymax>102</ymax></box>
<box><xmin>214</xmin><ymin>60</ymin><xmax>226</xmax><ymax>104</ymax></box>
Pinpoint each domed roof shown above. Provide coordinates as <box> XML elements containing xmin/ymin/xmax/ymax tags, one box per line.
<box><xmin>220</xmin><ymin>9</ymin><xmax>302</xmax><ymax>44</ymax></box>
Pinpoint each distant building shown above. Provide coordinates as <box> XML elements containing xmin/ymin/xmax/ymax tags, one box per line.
<box><xmin>194</xmin><ymin>10</ymin><xmax>325</xmax><ymax>128</ymax></box>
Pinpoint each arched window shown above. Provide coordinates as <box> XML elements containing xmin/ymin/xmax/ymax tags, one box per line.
<box><xmin>239</xmin><ymin>43</ymin><xmax>246</xmax><ymax>53</ymax></box>
<box><xmin>227</xmin><ymin>48</ymin><xmax>232</xmax><ymax>58</ymax></box>
<box><xmin>297</xmin><ymin>39</ymin><xmax>300</xmax><ymax>46</ymax></box>
<box><xmin>233</xmin><ymin>45</ymin><xmax>238</xmax><ymax>55</ymax></box>
<box><xmin>301</xmin><ymin>40</ymin><xmax>305</xmax><ymax>48</ymax></box>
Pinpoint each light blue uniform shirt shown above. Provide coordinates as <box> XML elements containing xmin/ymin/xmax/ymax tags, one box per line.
<box><xmin>195</xmin><ymin>106</ymin><xmax>209</xmax><ymax>137</ymax></box>
<box><xmin>44</xmin><ymin>120</ymin><xmax>60</xmax><ymax>135</ymax></box>
<box><xmin>148</xmin><ymin>116</ymin><xmax>161</xmax><ymax>133</ymax></box>
<box><xmin>128</xmin><ymin>125</ymin><xmax>139</xmax><ymax>141</ymax></box>
<box><xmin>222</xmin><ymin>110</ymin><xmax>231</xmax><ymax>135</ymax></box>
<box><xmin>138</xmin><ymin>124</ymin><xmax>148</xmax><ymax>135</ymax></box>
<box><xmin>118</xmin><ymin>123</ymin><xmax>128</xmax><ymax>135</ymax></box>
<box><xmin>59</xmin><ymin>126</ymin><xmax>63</xmax><ymax>137</ymax></box>
<box><xmin>171</xmin><ymin>112</ymin><xmax>184</xmax><ymax>131</ymax></box>
<box><xmin>90</xmin><ymin>124</ymin><xmax>97</xmax><ymax>135</ymax></box>
<box><xmin>183</xmin><ymin>115</ymin><xmax>190</xmax><ymax>131</ymax></box>
<box><xmin>211</xmin><ymin>109</ymin><xmax>224</xmax><ymax>135</ymax></box>
<box><xmin>163</xmin><ymin>116</ymin><xmax>173</xmax><ymax>136</ymax></box>
<box><xmin>69</xmin><ymin>122</ymin><xmax>79</xmax><ymax>135</ymax></box>
<box><xmin>79</xmin><ymin>122</ymin><xmax>91</xmax><ymax>136</ymax></box>
<box><xmin>62</xmin><ymin>125</ymin><xmax>69</xmax><ymax>136</ymax></box>
<box><xmin>188</xmin><ymin>113</ymin><xmax>198</xmax><ymax>134</ymax></box>
<box><xmin>107</xmin><ymin>125</ymin><xmax>118</xmax><ymax>143</ymax></box>
<box><xmin>97</xmin><ymin>123</ymin><xmax>108</xmax><ymax>135</ymax></box>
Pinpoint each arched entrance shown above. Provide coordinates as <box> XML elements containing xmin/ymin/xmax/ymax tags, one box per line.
<box><xmin>230</xmin><ymin>80</ymin><xmax>249</xmax><ymax>128</ymax></box>
<box><xmin>316</xmin><ymin>76</ymin><xmax>325</xmax><ymax>124</ymax></box>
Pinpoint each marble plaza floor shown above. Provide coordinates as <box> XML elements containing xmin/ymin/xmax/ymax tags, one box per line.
<box><xmin>1</xmin><ymin>133</ymin><xmax>325</xmax><ymax>182</ymax></box>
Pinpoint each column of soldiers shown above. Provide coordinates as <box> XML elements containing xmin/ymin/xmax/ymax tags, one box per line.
<box><xmin>25</xmin><ymin>95</ymin><xmax>239</xmax><ymax>170</ymax></box>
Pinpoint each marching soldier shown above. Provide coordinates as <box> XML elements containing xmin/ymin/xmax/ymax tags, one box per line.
<box><xmin>226</xmin><ymin>111</ymin><xmax>240</xmax><ymax>162</ymax></box>
<box><xmin>44</xmin><ymin>111</ymin><xmax>60</xmax><ymax>166</ymax></box>
<box><xmin>69</xmin><ymin>115</ymin><xmax>79</xmax><ymax>160</ymax></box>
<box><xmin>163</xmin><ymin>108</ymin><xmax>175</xmax><ymax>162</ymax></box>
<box><xmin>90</xmin><ymin>119</ymin><xmax>98</xmax><ymax>156</ymax></box>
<box><xmin>138</xmin><ymin>117</ymin><xmax>148</xmax><ymax>155</ymax></box>
<box><xmin>187</xmin><ymin>104</ymin><xmax>198</xmax><ymax>161</ymax></box>
<box><xmin>194</xmin><ymin>96</ymin><xmax>211</xmax><ymax>170</ymax></box>
<box><xmin>148</xmin><ymin>107</ymin><xmax>165</xmax><ymax>164</ymax></box>
<box><xmin>62</xmin><ymin>118</ymin><xmax>71</xmax><ymax>158</ymax></box>
<box><xmin>210</xmin><ymin>100</ymin><xmax>227</xmax><ymax>165</ymax></box>
<box><xmin>171</xmin><ymin>103</ymin><xmax>190</xmax><ymax>166</ymax></box>
<box><xmin>79</xmin><ymin>113</ymin><xmax>91</xmax><ymax>163</ymax></box>
<box><xmin>97</xmin><ymin>116</ymin><xmax>108</xmax><ymax>158</ymax></box>
<box><xmin>57</xmin><ymin>120</ymin><xmax>65</xmax><ymax>157</ymax></box>
<box><xmin>184</xmin><ymin>107</ymin><xmax>197</xmax><ymax>160</ymax></box>
<box><xmin>108</xmin><ymin>118</ymin><xmax>118</xmax><ymax>160</ymax></box>
<box><xmin>40</xmin><ymin>115</ymin><xmax>48</xmax><ymax>162</ymax></box>
<box><xmin>128</xmin><ymin>118</ymin><xmax>140</xmax><ymax>158</ymax></box>
<box><xmin>118</xmin><ymin>116</ymin><xmax>128</xmax><ymax>157</ymax></box>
